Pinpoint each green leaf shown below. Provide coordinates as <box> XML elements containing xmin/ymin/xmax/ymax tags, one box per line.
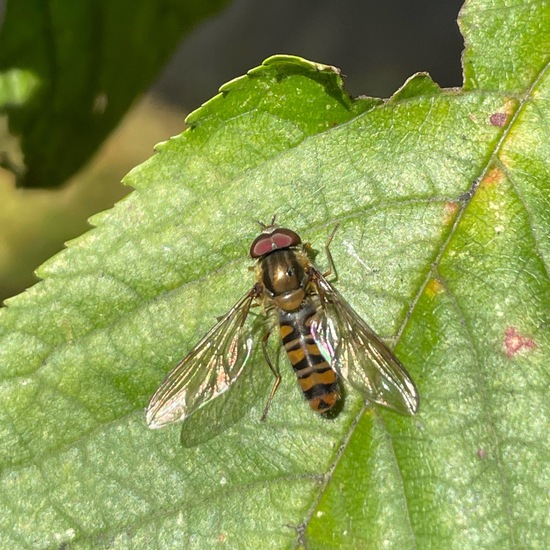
<box><xmin>1</xmin><ymin>3</ymin><xmax>549</xmax><ymax>550</ymax></box>
<box><xmin>0</xmin><ymin>0</ymin><xmax>229</xmax><ymax>188</ymax></box>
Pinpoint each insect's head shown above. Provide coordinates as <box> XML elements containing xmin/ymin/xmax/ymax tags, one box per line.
<box><xmin>249</xmin><ymin>218</ymin><xmax>302</xmax><ymax>258</ymax></box>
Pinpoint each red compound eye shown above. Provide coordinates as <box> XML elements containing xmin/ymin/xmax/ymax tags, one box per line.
<box><xmin>250</xmin><ymin>227</ymin><xmax>301</xmax><ymax>258</ymax></box>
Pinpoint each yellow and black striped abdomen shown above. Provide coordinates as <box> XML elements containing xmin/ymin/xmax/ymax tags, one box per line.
<box><xmin>278</xmin><ymin>302</ymin><xmax>340</xmax><ymax>413</ymax></box>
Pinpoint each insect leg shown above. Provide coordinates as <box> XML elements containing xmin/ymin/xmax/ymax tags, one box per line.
<box><xmin>323</xmin><ymin>223</ymin><xmax>341</xmax><ymax>279</ymax></box>
<box><xmin>260</xmin><ymin>328</ymin><xmax>281</xmax><ymax>421</ymax></box>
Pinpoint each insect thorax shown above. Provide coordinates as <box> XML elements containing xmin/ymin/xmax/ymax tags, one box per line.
<box><xmin>259</xmin><ymin>249</ymin><xmax>310</xmax><ymax>312</ymax></box>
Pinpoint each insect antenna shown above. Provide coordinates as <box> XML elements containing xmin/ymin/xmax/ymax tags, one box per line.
<box><xmin>256</xmin><ymin>214</ymin><xmax>277</xmax><ymax>229</ymax></box>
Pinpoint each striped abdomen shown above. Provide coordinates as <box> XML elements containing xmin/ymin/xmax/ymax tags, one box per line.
<box><xmin>278</xmin><ymin>300</ymin><xmax>340</xmax><ymax>413</ymax></box>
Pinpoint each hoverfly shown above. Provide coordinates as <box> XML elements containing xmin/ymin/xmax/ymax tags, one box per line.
<box><xmin>146</xmin><ymin>219</ymin><xmax>418</xmax><ymax>429</ymax></box>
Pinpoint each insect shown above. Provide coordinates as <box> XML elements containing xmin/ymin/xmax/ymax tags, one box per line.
<box><xmin>146</xmin><ymin>219</ymin><xmax>419</xmax><ymax>429</ymax></box>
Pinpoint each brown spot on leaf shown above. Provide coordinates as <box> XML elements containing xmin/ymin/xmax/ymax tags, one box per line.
<box><xmin>483</xmin><ymin>166</ymin><xmax>505</xmax><ymax>186</ymax></box>
<box><xmin>476</xmin><ymin>448</ymin><xmax>488</xmax><ymax>460</ymax></box>
<box><xmin>443</xmin><ymin>201</ymin><xmax>459</xmax><ymax>223</ymax></box>
<box><xmin>504</xmin><ymin>326</ymin><xmax>535</xmax><ymax>358</ymax></box>
<box><xmin>489</xmin><ymin>112</ymin><xmax>507</xmax><ymax>127</ymax></box>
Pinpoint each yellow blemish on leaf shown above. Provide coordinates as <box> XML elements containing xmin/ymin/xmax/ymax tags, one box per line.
<box><xmin>426</xmin><ymin>278</ymin><xmax>444</xmax><ymax>297</ymax></box>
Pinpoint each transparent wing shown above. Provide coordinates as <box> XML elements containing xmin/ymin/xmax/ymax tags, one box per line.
<box><xmin>310</xmin><ymin>270</ymin><xmax>419</xmax><ymax>415</ymax></box>
<box><xmin>146</xmin><ymin>290</ymin><xmax>258</xmax><ymax>429</ymax></box>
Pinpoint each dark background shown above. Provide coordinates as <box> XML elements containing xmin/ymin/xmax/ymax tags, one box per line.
<box><xmin>155</xmin><ymin>0</ymin><xmax>464</xmax><ymax>109</ymax></box>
